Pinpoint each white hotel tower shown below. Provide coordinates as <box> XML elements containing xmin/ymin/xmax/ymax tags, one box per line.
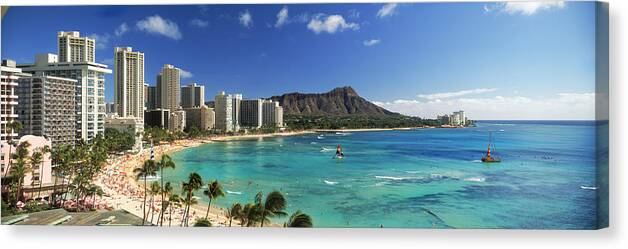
<box><xmin>18</xmin><ymin>31</ymin><xmax>111</xmax><ymax>142</ymax></box>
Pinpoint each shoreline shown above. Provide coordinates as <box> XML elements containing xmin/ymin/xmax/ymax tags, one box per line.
<box><xmin>95</xmin><ymin>126</ymin><xmax>462</xmax><ymax>227</ymax></box>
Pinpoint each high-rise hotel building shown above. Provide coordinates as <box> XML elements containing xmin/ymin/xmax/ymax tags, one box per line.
<box><xmin>181</xmin><ymin>83</ymin><xmax>205</xmax><ymax>108</ymax></box>
<box><xmin>1</xmin><ymin>60</ymin><xmax>30</xmax><ymax>143</ymax></box>
<box><xmin>16</xmin><ymin>73</ymin><xmax>77</xmax><ymax>147</ymax></box>
<box><xmin>240</xmin><ymin>99</ymin><xmax>263</xmax><ymax>128</ymax></box>
<box><xmin>231</xmin><ymin>94</ymin><xmax>242</xmax><ymax>131</ymax></box>
<box><xmin>114</xmin><ymin>47</ymin><xmax>145</xmax><ymax>121</ymax></box>
<box><xmin>156</xmin><ymin>64</ymin><xmax>181</xmax><ymax>112</ymax></box>
<box><xmin>262</xmin><ymin>100</ymin><xmax>284</xmax><ymax>128</ymax></box>
<box><xmin>19</xmin><ymin>50</ymin><xmax>111</xmax><ymax>142</ymax></box>
<box><xmin>214</xmin><ymin>91</ymin><xmax>233</xmax><ymax>132</ymax></box>
<box><xmin>57</xmin><ymin>31</ymin><xmax>95</xmax><ymax>63</ymax></box>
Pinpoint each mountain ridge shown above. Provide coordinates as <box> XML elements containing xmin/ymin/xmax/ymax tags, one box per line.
<box><xmin>268</xmin><ymin>86</ymin><xmax>399</xmax><ymax>116</ymax></box>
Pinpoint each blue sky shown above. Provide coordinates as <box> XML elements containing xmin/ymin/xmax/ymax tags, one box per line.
<box><xmin>1</xmin><ymin>2</ymin><xmax>599</xmax><ymax>119</ymax></box>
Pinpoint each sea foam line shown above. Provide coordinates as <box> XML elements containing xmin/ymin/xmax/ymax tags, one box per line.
<box><xmin>324</xmin><ymin>180</ymin><xmax>339</xmax><ymax>185</ymax></box>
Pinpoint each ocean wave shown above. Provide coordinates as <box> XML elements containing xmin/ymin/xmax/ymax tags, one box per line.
<box><xmin>471</xmin><ymin>160</ymin><xmax>482</xmax><ymax>163</ymax></box>
<box><xmin>324</xmin><ymin>180</ymin><xmax>338</xmax><ymax>185</ymax></box>
<box><xmin>580</xmin><ymin>185</ymin><xmax>598</xmax><ymax>190</ymax></box>
<box><xmin>226</xmin><ymin>190</ymin><xmax>242</xmax><ymax>195</ymax></box>
<box><xmin>310</xmin><ymin>142</ymin><xmax>318</xmax><ymax>144</ymax></box>
<box><xmin>404</xmin><ymin>171</ymin><xmax>421</xmax><ymax>174</ymax></box>
<box><xmin>464</xmin><ymin>177</ymin><xmax>486</xmax><ymax>182</ymax></box>
<box><xmin>374</xmin><ymin>175</ymin><xmax>408</xmax><ymax>181</ymax></box>
<box><xmin>372</xmin><ymin>182</ymin><xmax>387</xmax><ymax>187</ymax></box>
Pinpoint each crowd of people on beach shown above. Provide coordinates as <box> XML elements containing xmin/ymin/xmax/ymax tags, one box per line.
<box><xmin>94</xmin><ymin>141</ymin><xmax>230</xmax><ymax>226</ymax></box>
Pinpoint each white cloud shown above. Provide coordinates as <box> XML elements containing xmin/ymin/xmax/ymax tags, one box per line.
<box><xmin>363</xmin><ymin>39</ymin><xmax>381</xmax><ymax>47</ymax></box>
<box><xmin>239</xmin><ymin>10</ymin><xmax>253</xmax><ymax>28</ymax></box>
<box><xmin>180</xmin><ymin>69</ymin><xmax>193</xmax><ymax>79</ymax></box>
<box><xmin>136</xmin><ymin>15</ymin><xmax>182</xmax><ymax>40</ymax></box>
<box><xmin>114</xmin><ymin>22</ymin><xmax>129</xmax><ymax>36</ymax></box>
<box><xmin>275</xmin><ymin>6</ymin><xmax>289</xmax><ymax>28</ymax></box>
<box><xmin>307</xmin><ymin>14</ymin><xmax>359</xmax><ymax>34</ymax></box>
<box><xmin>377</xmin><ymin>3</ymin><xmax>398</xmax><ymax>18</ymax></box>
<box><xmin>418</xmin><ymin>88</ymin><xmax>498</xmax><ymax>100</ymax></box>
<box><xmin>190</xmin><ymin>18</ymin><xmax>209</xmax><ymax>28</ymax></box>
<box><xmin>87</xmin><ymin>33</ymin><xmax>111</xmax><ymax>50</ymax></box>
<box><xmin>485</xmin><ymin>1</ymin><xmax>566</xmax><ymax>16</ymax></box>
<box><xmin>374</xmin><ymin>92</ymin><xmax>596</xmax><ymax>120</ymax></box>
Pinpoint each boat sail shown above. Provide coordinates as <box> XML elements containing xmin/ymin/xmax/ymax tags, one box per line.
<box><xmin>481</xmin><ymin>132</ymin><xmax>501</xmax><ymax>163</ymax></box>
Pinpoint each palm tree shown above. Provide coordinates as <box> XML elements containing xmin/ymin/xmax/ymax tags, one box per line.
<box><xmin>225</xmin><ymin>203</ymin><xmax>242</xmax><ymax>227</ymax></box>
<box><xmin>158</xmin><ymin>181</ymin><xmax>173</xmax><ymax>226</ymax></box>
<box><xmin>241</xmin><ymin>203</ymin><xmax>261</xmax><ymax>227</ymax></box>
<box><xmin>157</xmin><ymin>154</ymin><xmax>175</xmax><ymax>225</ymax></box>
<box><xmin>284</xmin><ymin>210</ymin><xmax>313</xmax><ymax>227</ymax></box>
<box><xmin>180</xmin><ymin>192</ymin><xmax>198</xmax><ymax>227</ymax></box>
<box><xmin>257</xmin><ymin>190</ymin><xmax>287</xmax><ymax>227</ymax></box>
<box><xmin>3</xmin><ymin>121</ymin><xmax>22</xmax><ymax>178</ymax></box>
<box><xmin>50</xmin><ymin>145</ymin><xmax>70</xmax><ymax>206</ymax></box>
<box><xmin>167</xmin><ymin>193</ymin><xmax>182</xmax><ymax>227</ymax></box>
<box><xmin>149</xmin><ymin>181</ymin><xmax>161</xmax><ymax>224</ymax></box>
<box><xmin>134</xmin><ymin>159</ymin><xmax>157</xmax><ymax>225</ymax></box>
<box><xmin>203</xmin><ymin>180</ymin><xmax>225</xmax><ymax>219</ymax></box>
<box><xmin>88</xmin><ymin>185</ymin><xmax>104</xmax><ymax>210</ymax></box>
<box><xmin>29</xmin><ymin>148</ymin><xmax>44</xmax><ymax>200</ymax></box>
<box><xmin>10</xmin><ymin>141</ymin><xmax>31</xmax><ymax>206</ymax></box>
<box><xmin>181</xmin><ymin>172</ymin><xmax>203</xmax><ymax>227</ymax></box>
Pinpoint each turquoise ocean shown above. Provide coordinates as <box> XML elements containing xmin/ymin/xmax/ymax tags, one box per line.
<box><xmin>165</xmin><ymin>121</ymin><xmax>606</xmax><ymax>229</ymax></box>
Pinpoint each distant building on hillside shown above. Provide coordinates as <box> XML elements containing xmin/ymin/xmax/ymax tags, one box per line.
<box><xmin>438</xmin><ymin>110</ymin><xmax>467</xmax><ymax>126</ymax></box>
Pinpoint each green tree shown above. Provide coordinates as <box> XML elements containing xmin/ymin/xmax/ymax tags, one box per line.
<box><xmin>157</xmin><ymin>154</ymin><xmax>175</xmax><ymax>226</ymax></box>
<box><xmin>10</xmin><ymin>141</ymin><xmax>31</xmax><ymax>206</ymax></box>
<box><xmin>256</xmin><ymin>190</ymin><xmax>287</xmax><ymax>227</ymax></box>
<box><xmin>225</xmin><ymin>203</ymin><xmax>242</xmax><ymax>227</ymax></box>
<box><xmin>2</xmin><ymin>121</ymin><xmax>22</xmax><ymax>178</ymax></box>
<box><xmin>284</xmin><ymin>210</ymin><xmax>313</xmax><ymax>228</ymax></box>
<box><xmin>158</xmin><ymin>181</ymin><xmax>174</xmax><ymax>226</ymax></box>
<box><xmin>203</xmin><ymin>180</ymin><xmax>225</xmax><ymax>219</ymax></box>
<box><xmin>29</xmin><ymin>149</ymin><xmax>43</xmax><ymax>200</ymax></box>
<box><xmin>181</xmin><ymin>172</ymin><xmax>203</xmax><ymax>227</ymax></box>
<box><xmin>149</xmin><ymin>181</ymin><xmax>161</xmax><ymax>224</ymax></box>
<box><xmin>193</xmin><ymin>218</ymin><xmax>212</xmax><ymax>227</ymax></box>
<box><xmin>167</xmin><ymin>193</ymin><xmax>182</xmax><ymax>227</ymax></box>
